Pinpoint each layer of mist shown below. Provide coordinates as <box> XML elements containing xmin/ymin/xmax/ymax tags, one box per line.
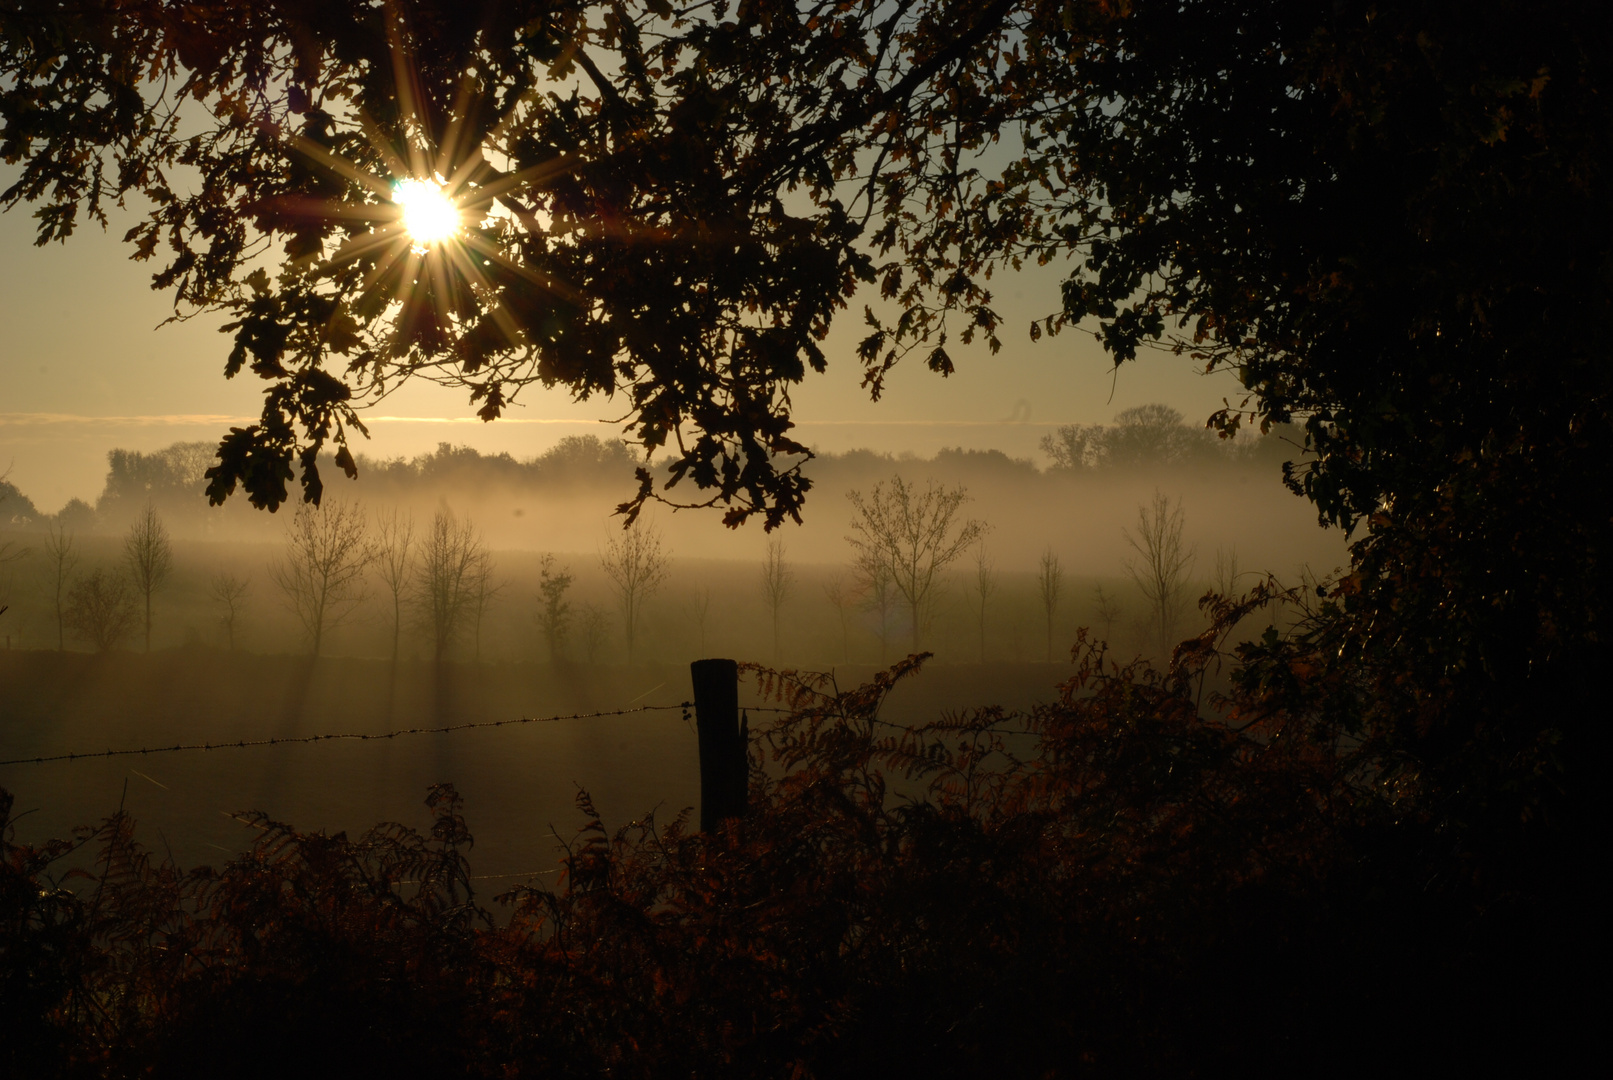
<box><xmin>1</xmin><ymin>407</ymin><xmax>1347</xmax><ymax>871</ymax></box>
<box><xmin>0</xmin><ymin>410</ymin><xmax>1346</xmax><ymax>668</ymax></box>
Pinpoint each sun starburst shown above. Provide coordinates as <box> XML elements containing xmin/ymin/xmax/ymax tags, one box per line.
<box><xmin>393</xmin><ymin>177</ymin><xmax>462</xmax><ymax>249</ymax></box>
<box><xmin>281</xmin><ymin>90</ymin><xmax>577</xmax><ymax>373</ymax></box>
<box><xmin>265</xmin><ymin>5</ymin><xmax>589</xmax><ymax>430</ymax></box>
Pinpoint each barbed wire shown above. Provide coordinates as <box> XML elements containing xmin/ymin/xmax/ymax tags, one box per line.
<box><xmin>0</xmin><ymin>703</ymin><xmax>706</xmax><ymax>767</ymax></box>
<box><xmin>0</xmin><ymin>701</ymin><xmax>1039</xmax><ymax>769</ymax></box>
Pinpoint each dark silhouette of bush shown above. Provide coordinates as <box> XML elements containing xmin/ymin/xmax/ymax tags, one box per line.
<box><xmin>0</xmin><ymin>591</ymin><xmax>1589</xmax><ymax>1075</ymax></box>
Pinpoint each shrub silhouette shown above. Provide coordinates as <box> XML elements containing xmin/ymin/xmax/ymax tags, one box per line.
<box><xmin>0</xmin><ymin>589</ymin><xmax>1584</xmax><ymax>1075</ymax></box>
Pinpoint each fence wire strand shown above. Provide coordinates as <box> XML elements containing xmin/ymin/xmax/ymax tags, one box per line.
<box><xmin>1</xmin><ymin>703</ymin><xmax>710</xmax><ymax>767</ymax></box>
<box><xmin>0</xmin><ymin>701</ymin><xmax>1041</xmax><ymax>769</ymax></box>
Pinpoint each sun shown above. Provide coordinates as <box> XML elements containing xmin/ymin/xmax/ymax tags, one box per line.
<box><xmin>280</xmin><ymin>33</ymin><xmax>584</xmax><ymax>353</ymax></box>
<box><xmin>393</xmin><ymin>177</ymin><xmax>461</xmax><ymax>247</ymax></box>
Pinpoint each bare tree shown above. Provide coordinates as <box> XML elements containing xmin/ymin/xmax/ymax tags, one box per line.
<box><xmin>846</xmin><ymin>477</ymin><xmax>988</xmax><ymax>652</ymax></box>
<box><xmin>1124</xmin><ymin>490</ymin><xmax>1195</xmax><ymax>656</ymax></box>
<box><xmin>124</xmin><ymin>504</ymin><xmax>173</xmax><ymax>652</ymax></box>
<box><xmin>272</xmin><ymin>502</ymin><xmax>371</xmax><ymax>656</ymax></box>
<box><xmin>1092</xmin><ymin>585</ymin><xmax>1123</xmax><ymax>646</ymax></box>
<box><xmin>373</xmin><ymin>509</ymin><xmax>415</xmax><ymax>662</ymax></box>
<box><xmin>1038</xmin><ymin>548</ymin><xmax>1063</xmax><ymax>662</ymax></box>
<box><xmin>536</xmin><ymin>553</ymin><xmax>575</xmax><ymax>662</ymax></box>
<box><xmin>467</xmin><ymin>549</ymin><xmax>502</xmax><ymax>662</ymax></box>
<box><xmin>578</xmin><ymin>601</ymin><xmax>610</xmax><ymax>664</ymax></box>
<box><xmin>856</xmin><ymin>558</ymin><xmax>895</xmax><ymax>663</ymax></box>
<box><xmin>65</xmin><ymin>568</ymin><xmax>137</xmax><ymax>652</ymax></box>
<box><xmin>208</xmin><ymin>571</ymin><xmax>250</xmax><ymax>651</ymax></box>
<box><xmin>971</xmin><ymin>543</ymin><xmax>997</xmax><ymax>663</ymax></box>
<box><xmin>1213</xmin><ymin>545</ymin><xmax>1241</xmax><ymax>596</ymax></box>
<box><xmin>599</xmin><ymin>520</ymin><xmax>670</xmax><ymax>666</ymax></box>
<box><xmin>758</xmin><ymin>538</ymin><xmax>795</xmax><ymax>663</ymax></box>
<box><xmin>683</xmin><ymin>584</ymin><xmax>713</xmax><ymax>658</ymax></box>
<box><xmin>42</xmin><ymin>522</ymin><xmax>78</xmax><ymax>651</ymax></box>
<box><xmin>414</xmin><ymin>509</ymin><xmax>489</xmax><ymax>663</ymax></box>
<box><xmin>823</xmin><ymin>576</ymin><xmax>854</xmax><ymax>664</ymax></box>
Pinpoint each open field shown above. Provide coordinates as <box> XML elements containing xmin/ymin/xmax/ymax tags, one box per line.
<box><xmin>0</xmin><ymin>648</ymin><xmax>1069</xmax><ymax>877</ymax></box>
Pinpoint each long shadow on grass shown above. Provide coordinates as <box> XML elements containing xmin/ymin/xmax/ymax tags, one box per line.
<box><xmin>241</xmin><ymin>654</ymin><xmax>320</xmax><ymax>817</ymax></box>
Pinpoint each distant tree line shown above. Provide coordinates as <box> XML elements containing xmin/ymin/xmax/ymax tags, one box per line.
<box><xmin>0</xmin><ymin>411</ymin><xmax>1291</xmax><ymax>539</ymax></box>
<box><xmin>355</xmin><ymin>436</ymin><xmax>640</xmax><ymax>494</ymax></box>
<box><xmin>0</xmin><ymin>477</ymin><xmax>42</xmax><ymax>527</ymax></box>
<box><xmin>1039</xmin><ymin>404</ymin><xmax>1295</xmax><ymax>474</ymax></box>
<box><xmin>0</xmin><ymin>436</ymin><xmax>642</xmax><ymax>536</ymax></box>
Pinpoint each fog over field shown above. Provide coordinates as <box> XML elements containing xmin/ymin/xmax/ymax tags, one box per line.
<box><xmin>0</xmin><ymin>407</ymin><xmax>1345</xmax><ymax>872</ymax></box>
<box><xmin>0</xmin><ymin>411</ymin><xmax>1343</xmax><ymax>663</ymax></box>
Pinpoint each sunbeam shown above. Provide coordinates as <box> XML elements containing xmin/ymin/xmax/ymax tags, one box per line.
<box><xmin>393</xmin><ymin>177</ymin><xmax>461</xmax><ymax>248</ymax></box>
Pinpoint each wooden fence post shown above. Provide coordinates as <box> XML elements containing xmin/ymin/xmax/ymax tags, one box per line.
<box><xmin>691</xmin><ymin>658</ymin><xmax>747</xmax><ymax>831</ymax></box>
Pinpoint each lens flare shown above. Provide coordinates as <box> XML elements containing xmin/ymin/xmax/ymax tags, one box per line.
<box><xmin>394</xmin><ymin>178</ymin><xmax>460</xmax><ymax>246</ymax></box>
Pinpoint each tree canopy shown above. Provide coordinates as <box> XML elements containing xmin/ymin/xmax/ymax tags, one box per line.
<box><xmin>3</xmin><ymin>0</ymin><xmax>1608</xmax><ymax>859</ymax></box>
<box><xmin>8</xmin><ymin>1</ymin><xmax>1602</xmax><ymax>524</ymax></box>
<box><xmin>1</xmin><ymin>0</ymin><xmax>886</xmax><ymax>525</ymax></box>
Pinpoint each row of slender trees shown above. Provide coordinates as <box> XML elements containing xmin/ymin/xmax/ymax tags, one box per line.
<box><xmin>536</xmin><ymin>522</ymin><xmax>672</xmax><ymax>666</ymax></box>
<box><xmin>269</xmin><ymin>504</ymin><xmax>500</xmax><ymax>661</ymax></box>
<box><xmin>274</xmin><ymin>502</ymin><xmax>673</xmax><ymax>664</ymax></box>
<box><xmin>21</xmin><ymin>506</ymin><xmax>175</xmax><ymax>654</ymax></box>
<box><xmin>757</xmin><ymin>479</ymin><xmax>1203</xmax><ymax>666</ymax></box>
<box><xmin>2</xmin><ymin>501</ymin><xmax>498</xmax><ymax>659</ymax></box>
<box><xmin>1</xmin><ymin>481</ymin><xmax>1204</xmax><ymax>663</ymax></box>
<box><xmin>299</xmin><ymin>483</ymin><xmax>1201</xmax><ymax>665</ymax></box>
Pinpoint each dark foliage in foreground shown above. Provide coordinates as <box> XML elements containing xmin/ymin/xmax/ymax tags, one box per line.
<box><xmin>2</xmin><ymin>592</ymin><xmax>1588</xmax><ymax>1077</ymax></box>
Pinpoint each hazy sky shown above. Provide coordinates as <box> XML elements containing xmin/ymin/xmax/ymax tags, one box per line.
<box><xmin>0</xmin><ymin>198</ymin><xmax>1243</xmax><ymax>512</ymax></box>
